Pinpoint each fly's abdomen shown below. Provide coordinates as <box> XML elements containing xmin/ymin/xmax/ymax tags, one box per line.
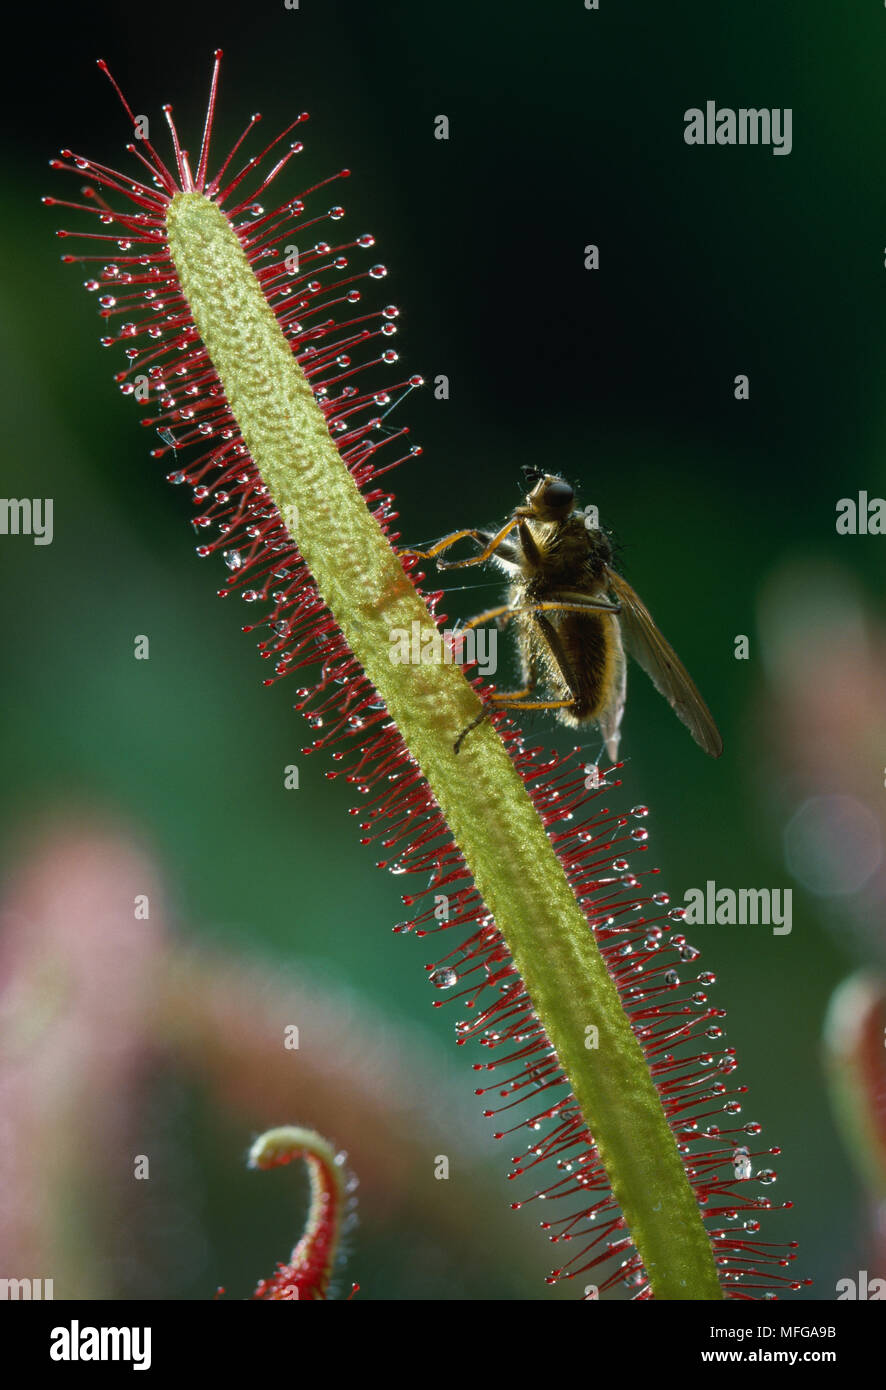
<box><xmin>551</xmin><ymin>610</ymin><xmax>615</xmax><ymax>722</ymax></box>
<box><xmin>512</xmin><ymin>599</ymin><xmax>612</xmax><ymax>720</ymax></box>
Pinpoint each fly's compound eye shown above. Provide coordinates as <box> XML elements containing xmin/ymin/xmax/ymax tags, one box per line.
<box><xmin>542</xmin><ymin>479</ymin><xmax>574</xmax><ymax>509</ymax></box>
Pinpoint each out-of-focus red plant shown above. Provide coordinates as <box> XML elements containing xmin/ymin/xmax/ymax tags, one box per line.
<box><xmin>247</xmin><ymin>1126</ymin><xmax>355</xmax><ymax>1300</ymax></box>
<box><xmin>758</xmin><ymin>561</ymin><xmax>886</xmax><ymax>956</ymax></box>
<box><xmin>759</xmin><ymin>561</ymin><xmax>886</xmax><ymax>1275</ymax></box>
<box><xmin>0</xmin><ymin>820</ymin><xmax>161</xmax><ymax>1295</ymax></box>
<box><xmin>0</xmin><ymin>818</ymin><xmax>546</xmax><ymax>1295</ymax></box>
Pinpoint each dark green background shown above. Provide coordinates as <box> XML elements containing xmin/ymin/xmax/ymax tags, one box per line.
<box><xmin>2</xmin><ymin>0</ymin><xmax>884</xmax><ymax>1299</ymax></box>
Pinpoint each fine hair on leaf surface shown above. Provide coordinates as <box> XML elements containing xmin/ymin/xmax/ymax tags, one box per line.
<box><xmin>48</xmin><ymin>51</ymin><xmax>803</xmax><ymax>1299</ymax></box>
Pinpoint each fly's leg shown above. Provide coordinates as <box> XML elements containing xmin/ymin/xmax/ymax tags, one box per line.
<box><xmin>529</xmin><ymin>598</ymin><xmax>621</xmax><ymax>616</ymax></box>
<box><xmin>398</xmin><ymin>528</ymin><xmax>487</xmax><ymax>562</ymax></box>
<box><xmin>399</xmin><ymin>517</ymin><xmax>521</xmax><ymax>571</ymax></box>
<box><xmin>460</xmin><ymin>596</ymin><xmax>619</xmax><ymax>635</ymax></box>
<box><xmin>453</xmin><ymin>596</ymin><xmax>622</xmax><ymax>752</ymax></box>
<box><xmin>454</xmin><ymin>652</ymin><xmax>538</xmax><ymax>753</ymax></box>
<box><xmin>532</xmin><ymin>611</ymin><xmax>580</xmax><ymax>699</ymax></box>
<box><xmin>454</xmin><ymin>694</ymin><xmax>578</xmax><ymax>753</ymax></box>
<box><xmin>458</xmin><ymin>605</ymin><xmax>514</xmax><ymax>632</ymax></box>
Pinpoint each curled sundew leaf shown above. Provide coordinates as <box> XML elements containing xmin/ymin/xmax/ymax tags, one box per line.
<box><xmin>247</xmin><ymin>1126</ymin><xmax>354</xmax><ymax>1300</ymax></box>
<box><xmin>159</xmin><ymin>942</ymin><xmax>557</xmax><ymax>1288</ymax></box>
<box><xmin>49</xmin><ymin>52</ymin><xmax>800</xmax><ymax>1298</ymax></box>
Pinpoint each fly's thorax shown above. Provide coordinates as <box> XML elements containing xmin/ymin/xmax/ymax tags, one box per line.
<box><xmin>580</xmin><ymin>526</ymin><xmax>614</xmax><ymax>582</ymax></box>
<box><xmin>522</xmin><ymin>513</ymin><xmax>610</xmax><ymax>583</ymax></box>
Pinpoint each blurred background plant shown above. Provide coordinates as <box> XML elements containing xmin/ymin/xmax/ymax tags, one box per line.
<box><xmin>0</xmin><ymin>822</ymin><xmax>548</xmax><ymax>1297</ymax></box>
<box><xmin>758</xmin><ymin>564</ymin><xmax>886</xmax><ymax>1286</ymax></box>
<box><xmin>2</xmin><ymin>0</ymin><xmax>885</xmax><ymax>1297</ymax></box>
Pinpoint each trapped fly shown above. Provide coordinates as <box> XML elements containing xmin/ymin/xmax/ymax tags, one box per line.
<box><xmin>405</xmin><ymin>469</ymin><xmax>723</xmax><ymax>759</ymax></box>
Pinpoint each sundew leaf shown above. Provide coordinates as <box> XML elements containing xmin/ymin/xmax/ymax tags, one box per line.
<box><xmin>47</xmin><ymin>51</ymin><xmax>802</xmax><ymax>1300</ymax></box>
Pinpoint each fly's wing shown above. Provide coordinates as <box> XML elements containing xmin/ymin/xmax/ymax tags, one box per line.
<box><xmin>595</xmin><ymin>621</ymin><xmax>627</xmax><ymax>763</ymax></box>
<box><xmin>605</xmin><ymin>567</ymin><xmax>724</xmax><ymax>758</ymax></box>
